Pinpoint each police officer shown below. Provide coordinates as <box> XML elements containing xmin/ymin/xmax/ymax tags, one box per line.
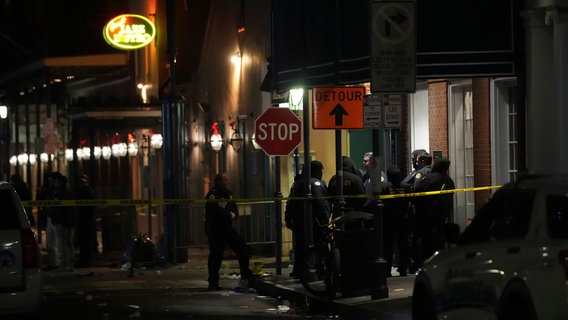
<box><xmin>414</xmin><ymin>158</ymin><xmax>455</xmax><ymax>267</ymax></box>
<box><xmin>411</xmin><ymin>152</ymin><xmax>433</xmax><ymax>189</ymax></box>
<box><xmin>328</xmin><ymin>156</ymin><xmax>366</xmax><ymax>213</ymax></box>
<box><xmin>204</xmin><ymin>172</ymin><xmax>255</xmax><ymax>290</ymax></box>
<box><xmin>402</xmin><ymin>150</ymin><xmax>432</xmax><ymax>273</ymax></box>
<box><xmin>285</xmin><ymin>160</ymin><xmax>330</xmax><ymax>278</ymax></box>
<box><xmin>402</xmin><ymin>149</ymin><xmax>428</xmax><ymax>186</ymax></box>
<box><xmin>381</xmin><ymin>165</ymin><xmax>412</xmax><ymax>276</ymax></box>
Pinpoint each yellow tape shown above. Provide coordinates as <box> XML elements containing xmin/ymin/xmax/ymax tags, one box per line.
<box><xmin>22</xmin><ymin>185</ymin><xmax>502</xmax><ymax>207</ymax></box>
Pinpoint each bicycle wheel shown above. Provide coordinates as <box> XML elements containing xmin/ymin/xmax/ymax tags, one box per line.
<box><xmin>300</xmin><ymin>246</ymin><xmax>328</xmax><ymax>297</ymax></box>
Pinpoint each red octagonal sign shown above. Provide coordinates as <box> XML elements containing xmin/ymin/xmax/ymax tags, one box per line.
<box><xmin>254</xmin><ymin>108</ymin><xmax>302</xmax><ymax>156</ymax></box>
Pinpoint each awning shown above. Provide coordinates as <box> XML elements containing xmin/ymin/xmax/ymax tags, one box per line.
<box><xmin>263</xmin><ymin>0</ymin><xmax>520</xmax><ymax>93</ymax></box>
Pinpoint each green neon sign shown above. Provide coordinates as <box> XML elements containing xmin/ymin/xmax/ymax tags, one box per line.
<box><xmin>103</xmin><ymin>14</ymin><xmax>156</xmax><ymax>50</ymax></box>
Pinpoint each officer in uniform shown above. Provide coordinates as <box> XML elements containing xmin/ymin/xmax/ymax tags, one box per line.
<box><xmin>328</xmin><ymin>156</ymin><xmax>366</xmax><ymax>213</ymax></box>
<box><xmin>285</xmin><ymin>160</ymin><xmax>330</xmax><ymax>278</ymax></box>
<box><xmin>204</xmin><ymin>172</ymin><xmax>255</xmax><ymax>290</ymax></box>
<box><xmin>402</xmin><ymin>149</ymin><xmax>428</xmax><ymax>186</ymax></box>
<box><xmin>402</xmin><ymin>150</ymin><xmax>432</xmax><ymax>273</ymax></box>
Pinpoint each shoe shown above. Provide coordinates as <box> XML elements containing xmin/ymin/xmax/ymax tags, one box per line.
<box><xmin>208</xmin><ymin>285</ymin><xmax>223</xmax><ymax>291</ymax></box>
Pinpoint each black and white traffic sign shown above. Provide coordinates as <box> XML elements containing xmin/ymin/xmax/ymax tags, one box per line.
<box><xmin>363</xmin><ymin>94</ymin><xmax>402</xmax><ymax>129</ymax></box>
<box><xmin>370</xmin><ymin>1</ymin><xmax>416</xmax><ymax>93</ymax></box>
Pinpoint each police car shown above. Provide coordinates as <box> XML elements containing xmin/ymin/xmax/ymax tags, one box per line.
<box><xmin>412</xmin><ymin>174</ymin><xmax>568</xmax><ymax>320</ymax></box>
<box><xmin>0</xmin><ymin>181</ymin><xmax>43</xmax><ymax>316</ymax></box>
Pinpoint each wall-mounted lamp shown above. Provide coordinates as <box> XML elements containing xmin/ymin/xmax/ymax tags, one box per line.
<box><xmin>229</xmin><ymin>120</ymin><xmax>244</xmax><ymax>152</ymax></box>
<box><xmin>40</xmin><ymin>153</ymin><xmax>54</xmax><ymax>164</ymax></box>
<box><xmin>150</xmin><ymin>133</ymin><xmax>163</xmax><ymax>149</ymax></box>
<box><xmin>128</xmin><ymin>142</ymin><xmax>139</xmax><ymax>157</ymax></box>
<box><xmin>210</xmin><ymin>122</ymin><xmax>223</xmax><ymax>152</ymax></box>
<box><xmin>0</xmin><ymin>105</ymin><xmax>7</xmax><ymax>119</ymax></box>
<box><xmin>102</xmin><ymin>146</ymin><xmax>112</xmax><ymax>160</ymax></box>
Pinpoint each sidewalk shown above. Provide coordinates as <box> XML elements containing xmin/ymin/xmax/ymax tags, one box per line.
<box><xmin>42</xmin><ymin>248</ymin><xmax>414</xmax><ymax>319</ymax></box>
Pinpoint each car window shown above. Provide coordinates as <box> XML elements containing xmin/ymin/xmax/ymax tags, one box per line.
<box><xmin>489</xmin><ymin>189</ymin><xmax>534</xmax><ymax>240</ymax></box>
<box><xmin>0</xmin><ymin>189</ymin><xmax>20</xmax><ymax>230</ymax></box>
<box><xmin>547</xmin><ymin>195</ymin><xmax>568</xmax><ymax>239</ymax></box>
<box><xmin>458</xmin><ymin>188</ymin><xmax>535</xmax><ymax>244</ymax></box>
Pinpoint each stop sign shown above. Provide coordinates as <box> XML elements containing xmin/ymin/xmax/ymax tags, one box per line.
<box><xmin>254</xmin><ymin>108</ymin><xmax>302</xmax><ymax>156</ymax></box>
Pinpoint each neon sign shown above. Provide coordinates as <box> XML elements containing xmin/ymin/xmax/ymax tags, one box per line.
<box><xmin>103</xmin><ymin>14</ymin><xmax>156</xmax><ymax>50</ymax></box>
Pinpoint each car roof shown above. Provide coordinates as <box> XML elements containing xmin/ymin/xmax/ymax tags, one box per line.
<box><xmin>511</xmin><ymin>174</ymin><xmax>568</xmax><ymax>194</ymax></box>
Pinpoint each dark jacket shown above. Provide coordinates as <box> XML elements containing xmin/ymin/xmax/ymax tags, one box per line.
<box><xmin>44</xmin><ymin>177</ymin><xmax>74</xmax><ymax>228</ymax></box>
<box><xmin>382</xmin><ymin>165</ymin><xmax>412</xmax><ymax>220</ymax></box>
<box><xmin>204</xmin><ymin>183</ymin><xmax>238</xmax><ymax>231</ymax></box>
<box><xmin>328</xmin><ymin>156</ymin><xmax>366</xmax><ymax>212</ymax></box>
<box><xmin>414</xmin><ymin>158</ymin><xmax>456</xmax><ymax>226</ymax></box>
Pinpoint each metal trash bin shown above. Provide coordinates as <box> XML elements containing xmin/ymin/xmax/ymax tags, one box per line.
<box><xmin>101</xmin><ymin>206</ymin><xmax>135</xmax><ymax>254</ymax></box>
<box><xmin>334</xmin><ymin>211</ymin><xmax>376</xmax><ymax>298</ymax></box>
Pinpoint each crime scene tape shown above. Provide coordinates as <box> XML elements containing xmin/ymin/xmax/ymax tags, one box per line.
<box><xmin>21</xmin><ymin>185</ymin><xmax>502</xmax><ymax>207</ymax></box>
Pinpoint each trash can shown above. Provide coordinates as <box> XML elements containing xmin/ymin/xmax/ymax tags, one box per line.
<box><xmin>101</xmin><ymin>206</ymin><xmax>135</xmax><ymax>254</ymax></box>
<box><xmin>334</xmin><ymin>211</ymin><xmax>376</xmax><ymax>298</ymax></box>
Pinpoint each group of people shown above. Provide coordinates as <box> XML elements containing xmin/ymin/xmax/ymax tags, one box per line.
<box><xmin>41</xmin><ymin>172</ymin><xmax>98</xmax><ymax>272</ymax></box>
<box><xmin>281</xmin><ymin>150</ymin><xmax>455</xmax><ymax>278</ymax></box>
<box><xmin>10</xmin><ymin>172</ymin><xmax>97</xmax><ymax>272</ymax></box>
<box><xmin>197</xmin><ymin>150</ymin><xmax>456</xmax><ymax>290</ymax></box>
<box><xmin>391</xmin><ymin>149</ymin><xmax>456</xmax><ymax>275</ymax></box>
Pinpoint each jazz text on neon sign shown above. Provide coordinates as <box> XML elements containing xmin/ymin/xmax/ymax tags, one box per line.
<box><xmin>103</xmin><ymin>14</ymin><xmax>156</xmax><ymax>50</ymax></box>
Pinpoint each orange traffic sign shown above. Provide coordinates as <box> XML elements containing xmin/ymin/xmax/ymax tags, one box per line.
<box><xmin>312</xmin><ymin>87</ymin><xmax>365</xmax><ymax>129</ymax></box>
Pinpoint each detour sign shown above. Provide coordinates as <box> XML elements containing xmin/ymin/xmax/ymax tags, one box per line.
<box><xmin>312</xmin><ymin>87</ymin><xmax>365</xmax><ymax>129</ymax></box>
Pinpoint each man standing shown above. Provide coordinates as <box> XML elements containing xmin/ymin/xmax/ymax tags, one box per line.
<box><xmin>414</xmin><ymin>158</ymin><xmax>456</xmax><ymax>267</ymax></box>
<box><xmin>401</xmin><ymin>149</ymin><xmax>430</xmax><ymax>274</ymax></box>
<box><xmin>204</xmin><ymin>172</ymin><xmax>255</xmax><ymax>290</ymax></box>
<box><xmin>75</xmin><ymin>174</ymin><xmax>96</xmax><ymax>267</ymax></box>
<box><xmin>285</xmin><ymin>160</ymin><xmax>330</xmax><ymax>278</ymax></box>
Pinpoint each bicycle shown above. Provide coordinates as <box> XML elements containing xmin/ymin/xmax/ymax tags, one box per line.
<box><xmin>300</xmin><ymin>210</ymin><xmax>375</xmax><ymax>300</ymax></box>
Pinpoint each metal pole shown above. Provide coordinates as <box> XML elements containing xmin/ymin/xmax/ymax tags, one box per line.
<box><xmin>274</xmin><ymin>156</ymin><xmax>282</xmax><ymax>275</ymax></box>
<box><xmin>302</xmin><ymin>90</ymin><xmax>313</xmax><ymax>247</ymax></box>
<box><xmin>163</xmin><ymin>0</ymin><xmax>187</xmax><ymax>263</ymax></box>
<box><xmin>371</xmin><ymin>129</ymin><xmax>388</xmax><ymax>299</ymax></box>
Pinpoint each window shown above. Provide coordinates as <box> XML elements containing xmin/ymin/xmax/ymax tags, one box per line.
<box><xmin>489</xmin><ymin>189</ymin><xmax>534</xmax><ymax>240</ymax></box>
<box><xmin>459</xmin><ymin>187</ymin><xmax>535</xmax><ymax>244</ymax></box>
<box><xmin>0</xmin><ymin>190</ymin><xmax>20</xmax><ymax>230</ymax></box>
<box><xmin>547</xmin><ymin>195</ymin><xmax>568</xmax><ymax>239</ymax></box>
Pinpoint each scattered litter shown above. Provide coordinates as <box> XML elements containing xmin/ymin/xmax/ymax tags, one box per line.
<box><xmin>155</xmin><ymin>270</ymin><xmax>162</xmax><ymax>275</ymax></box>
<box><xmin>120</xmin><ymin>262</ymin><xmax>132</xmax><ymax>270</ymax></box>
<box><xmin>128</xmin><ymin>305</ymin><xmax>141</xmax><ymax>319</ymax></box>
<box><xmin>85</xmin><ymin>294</ymin><xmax>93</xmax><ymax>301</ymax></box>
<box><xmin>277</xmin><ymin>305</ymin><xmax>290</xmax><ymax>313</ymax></box>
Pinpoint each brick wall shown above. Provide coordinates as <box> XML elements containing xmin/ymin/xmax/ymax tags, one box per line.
<box><xmin>428</xmin><ymin>80</ymin><xmax>449</xmax><ymax>158</ymax></box>
<box><xmin>472</xmin><ymin>78</ymin><xmax>492</xmax><ymax>209</ymax></box>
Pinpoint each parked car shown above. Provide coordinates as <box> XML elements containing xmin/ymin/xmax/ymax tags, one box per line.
<box><xmin>0</xmin><ymin>181</ymin><xmax>43</xmax><ymax>316</ymax></box>
<box><xmin>412</xmin><ymin>174</ymin><xmax>568</xmax><ymax>320</ymax></box>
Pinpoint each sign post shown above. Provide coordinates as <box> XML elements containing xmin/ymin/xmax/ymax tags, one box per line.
<box><xmin>254</xmin><ymin>108</ymin><xmax>302</xmax><ymax>156</ymax></box>
<box><xmin>370</xmin><ymin>1</ymin><xmax>416</xmax><ymax>93</ymax></box>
